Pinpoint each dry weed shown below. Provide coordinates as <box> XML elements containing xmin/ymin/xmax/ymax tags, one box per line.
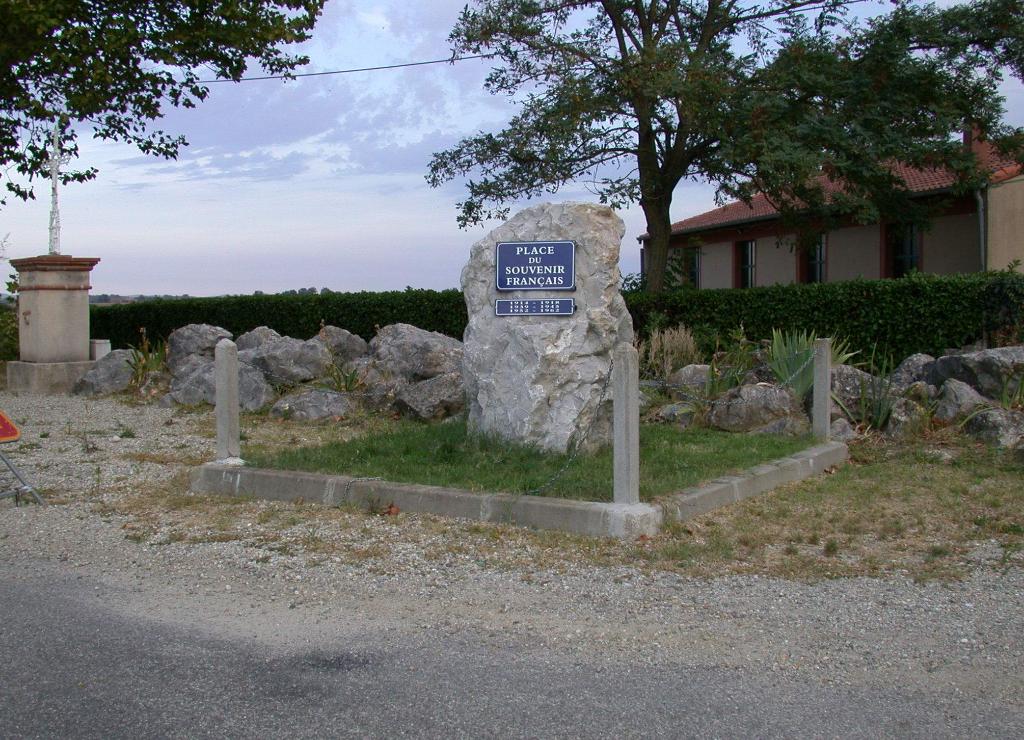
<box><xmin>637</xmin><ymin>324</ymin><xmax>702</xmax><ymax>380</ymax></box>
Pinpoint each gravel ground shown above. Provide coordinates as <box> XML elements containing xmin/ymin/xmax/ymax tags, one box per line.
<box><xmin>1</xmin><ymin>390</ymin><xmax>1023</xmax><ymax>719</ymax></box>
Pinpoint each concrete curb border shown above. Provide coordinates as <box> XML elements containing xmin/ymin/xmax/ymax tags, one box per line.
<box><xmin>189</xmin><ymin>465</ymin><xmax>662</xmax><ymax>539</ymax></box>
<box><xmin>189</xmin><ymin>440</ymin><xmax>848</xmax><ymax>539</ymax></box>
<box><xmin>658</xmin><ymin>441</ymin><xmax>849</xmax><ymax>522</ymax></box>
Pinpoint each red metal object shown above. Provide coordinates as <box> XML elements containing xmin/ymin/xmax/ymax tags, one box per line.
<box><xmin>0</xmin><ymin>411</ymin><xmax>21</xmax><ymax>443</ymax></box>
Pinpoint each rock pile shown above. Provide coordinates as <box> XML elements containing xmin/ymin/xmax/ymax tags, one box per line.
<box><xmin>647</xmin><ymin>344</ymin><xmax>1024</xmax><ymax>449</ymax></box>
<box><xmin>73</xmin><ymin>322</ymin><xmax>466</xmax><ymax>422</ymax></box>
<box><xmin>73</xmin><ymin>318</ymin><xmax>1024</xmax><ymax>452</ymax></box>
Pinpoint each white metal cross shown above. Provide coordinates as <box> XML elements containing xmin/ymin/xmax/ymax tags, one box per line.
<box><xmin>46</xmin><ymin>124</ymin><xmax>71</xmax><ymax>255</ymax></box>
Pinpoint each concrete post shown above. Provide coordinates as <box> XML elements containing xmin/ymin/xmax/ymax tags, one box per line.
<box><xmin>613</xmin><ymin>344</ymin><xmax>640</xmax><ymax>505</ymax></box>
<box><xmin>90</xmin><ymin>339</ymin><xmax>111</xmax><ymax>361</ymax></box>
<box><xmin>215</xmin><ymin>338</ymin><xmax>242</xmax><ymax>463</ymax></box>
<box><xmin>813</xmin><ymin>338</ymin><xmax>832</xmax><ymax>440</ymax></box>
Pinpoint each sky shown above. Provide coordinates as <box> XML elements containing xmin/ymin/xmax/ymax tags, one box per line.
<box><xmin>2</xmin><ymin>0</ymin><xmax>1022</xmax><ymax>297</ymax></box>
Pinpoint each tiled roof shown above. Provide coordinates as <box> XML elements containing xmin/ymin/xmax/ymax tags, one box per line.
<box><xmin>666</xmin><ymin>143</ymin><xmax>1022</xmax><ymax>236</ymax></box>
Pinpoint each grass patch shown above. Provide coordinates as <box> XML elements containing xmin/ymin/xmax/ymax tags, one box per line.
<box><xmin>633</xmin><ymin>429</ymin><xmax>1024</xmax><ymax>581</ymax></box>
<box><xmin>246</xmin><ymin>419</ymin><xmax>810</xmax><ymax>502</ymax></box>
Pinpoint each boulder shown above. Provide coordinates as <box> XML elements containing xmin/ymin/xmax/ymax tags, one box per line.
<box><xmin>904</xmin><ymin>381</ymin><xmax>938</xmax><ymax>405</ymax></box>
<box><xmin>755</xmin><ymin>416</ymin><xmax>811</xmax><ymax>436</ymax></box>
<box><xmin>240</xmin><ymin>337</ymin><xmax>332</xmax><ymax>386</ymax></box>
<box><xmin>340</xmin><ymin>357</ymin><xmax>408</xmax><ymax>413</ymax></box>
<box><xmin>341</xmin><ymin>357</ymin><xmax>393</xmax><ymax>388</ymax></box>
<box><xmin>888</xmin><ymin>353</ymin><xmax>935</xmax><ymax>392</ymax></box>
<box><xmin>171</xmin><ymin>354</ymin><xmax>207</xmax><ymax>384</ymax></box>
<box><xmin>73</xmin><ymin>349</ymin><xmax>135</xmax><ymax>396</ymax></box>
<box><xmin>654</xmin><ymin>403</ymin><xmax>694</xmax><ymax>427</ymax></box>
<box><xmin>461</xmin><ymin>202</ymin><xmax>633</xmax><ymax>454</ymax></box>
<box><xmin>166</xmin><ymin>324</ymin><xmax>232</xmax><ymax>377</ymax></box>
<box><xmin>168</xmin><ymin>361</ymin><xmax>275</xmax><ymax>411</ymax></box>
<box><xmin>741</xmin><ymin>357</ymin><xmax>776</xmax><ymax>386</ymax></box>
<box><xmin>707</xmin><ymin>383</ymin><xmax>808</xmax><ymax>435</ymax></box>
<box><xmin>934</xmin><ymin>379</ymin><xmax>988</xmax><ymax>423</ymax></box>
<box><xmin>666</xmin><ymin>364</ymin><xmax>710</xmax><ymax>392</ymax></box>
<box><xmin>883</xmin><ymin>398</ymin><xmax>927</xmax><ymax>439</ymax></box>
<box><xmin>364</xmin><ymin>379</ymin><xmax>407</xmax><ymax>415</ymax></box>
<box><xmin>829</xmin><ymin>417</ymin><xmax>857</xmax><ymax>442</ymax></box>
<box><xmin>235</xmin><ymin>326</ymin><xmax>281</xmax><ymax>351</ymax></box>
<box><xmin>963</xmin><ymin>408</ymin><xmax>1024</xmax><ymax>449</ymax></box>
<box><xmin>395</xmin><ymin>372</ymin><xmax>465</xmax><ymax>420</ymax></box>
<box><xmin>929</xmin><ymin>346</ymin><xmax>1024</xmax><ymax>398</ymax></box>
<box><xmin>270</xmin><ymin>389</ymin><xmax>357</xmax><ymax>421</ymax></box>
<box><xmin>137</xmin><ymin>370</ymin><xmax>171</xmax><ymax>401</ymax></box>
<box><xmin>830</xmin><ymin>364</ymin><xmax>877</xmax><ymax>420</ymax></box>
<box><xmin>370</xmin><ymin>323</ymin><xmax>462</xmax><ymax>382</ymax></box>
<box><xmin>315</xmin><ymin>326</ymin><xmax>369</xmax><ymax>364</ymax></box>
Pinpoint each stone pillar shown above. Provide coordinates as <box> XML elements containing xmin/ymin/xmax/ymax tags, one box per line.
<box><xmin>215</xmin><ymin>339</ymin><xmax>242</xmax><ymax>463</ymax></box>
<box><xmin>6</xmin><ymin>255</ymin><xmax>100</xmax><ymax>394</ymax></box>
<box><xmin>613</xmin><ymin>344</ymin><xmax>640</xmax><ymax>505</ymax></box>
<box><xmin>813</xmin><ymin>338</ymin><xmax>832</xmax><ymax>440</ymax></box>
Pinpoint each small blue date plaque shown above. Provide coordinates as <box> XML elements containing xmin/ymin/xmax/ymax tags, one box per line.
<box><xmin>495</xmin><ymin>298</ymin><xmax>576</xmax><ymax>317</ymax></box>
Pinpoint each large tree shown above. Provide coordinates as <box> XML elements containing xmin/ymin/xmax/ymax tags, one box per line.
<box><xmin>0</xmin><ymin>0</ymin><xmax>326</xmax><ymax>205</ymax></box>
<box><xmin>427</xmin><ymin>0</ymin><xmax>1024</xmax><ymax>291</ymax></box>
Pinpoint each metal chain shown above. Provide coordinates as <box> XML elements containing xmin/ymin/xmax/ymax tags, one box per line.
<box><xmin>523</xmin><ymin>353</ymin><xmax>615</xmax><ymax>497</ymax></box>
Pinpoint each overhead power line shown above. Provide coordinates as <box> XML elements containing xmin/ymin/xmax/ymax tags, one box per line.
<box><xmin>198</xmin><ymin>54</ymin><xmax>494</xmax><ymax>83</ymax></box>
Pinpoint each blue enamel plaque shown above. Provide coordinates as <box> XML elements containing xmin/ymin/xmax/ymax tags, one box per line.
<box><xmin>495</xmin><ymin>299</ymin><xmax>576</xmax><ymax>316</ymax></box>
<box><xmin>495</xmin><ymin>241</ymin><xmax>575</xmax><ymax>291</ymax></box>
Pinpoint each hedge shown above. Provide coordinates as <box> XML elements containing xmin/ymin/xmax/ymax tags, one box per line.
<box><xmin>91</xmin><ymin>272</ymin><xmax>1023</xmax><ymax>362</ymax></box>
<box><xmin>626</xmin><ymin>272</ymin><xmax>1023</xmax><ymax>361</ymax></box>
<box><xmin>91</xmin><ymin>288</ymin><xmax>467</xmax><ymax>349</ymax></box>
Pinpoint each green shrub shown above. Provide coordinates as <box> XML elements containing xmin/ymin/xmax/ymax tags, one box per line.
<box><xmin>126</xmin><ymin>328</ymin><xmax>167</xmax><ymax>387</ymax></box>
<box><xmin>625</xmin><ymin>271</ymin><xmax>1024</xmax><ymax>362</ymax></box>
<box><xmin>0</xmin><ymin>305</ymin><xmax>17</xmax><ymax>361</ymax></box>
<box><xmin>89</xmin><ymin>271</ymin><xmax>1024</xmax><ymax>361</ymax></box>
<box><xmin>91</xmin><ymin>287</ymin><xmax>468</xmax><ymax>348</ymax></box>
<box><xmin>981</xmin><ymin>265</ymin><xmax>1024</xmax><ymax>345</ymax></box>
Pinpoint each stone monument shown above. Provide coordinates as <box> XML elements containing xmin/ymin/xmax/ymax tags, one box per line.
<box><xmin>6</xmin><ymin>123</ymin><xmax>101</xmax><ymax>394</ymax></box>
<box><xmin>461</xmin><ymin>202</ymin><xmax>634</xmax><ymax>453</ymax></box>
<box><xmin>6</xmin><ymin>255</ymin><xmax>101</xmax><ymax>393</ymax></box>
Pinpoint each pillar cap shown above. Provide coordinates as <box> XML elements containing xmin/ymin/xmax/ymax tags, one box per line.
<box><xmin>10</xmin><ymin>255</ymin><xmax>101</xmax><ymax>273</ymax></box>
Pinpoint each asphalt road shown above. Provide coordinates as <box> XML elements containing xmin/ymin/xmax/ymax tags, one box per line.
<box><xmin>2</xmin><ymin>568</ymin><xmax>1021</xmax><ymax>739</ymax></box>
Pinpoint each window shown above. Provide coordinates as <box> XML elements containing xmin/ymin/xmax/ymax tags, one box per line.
<box><xmin>735</xmin><ymin>240</ymin><xmax>756</xmax><ymax>288</ymax></box>
<box><xmin>682</xmin><ymin>247</ymin><xmax>700</xmax><ymax>288</ymax></box>
<box><xmin>885</xmin><ymin>224</ymin><xmax>920</xmax><ymax>278</ymax></box>
<box><xmin>799</xmin><ymin>235</ymin><xmax>826</xmax><ymax>284</ymax></box>
<box><xmin>667</xmin><ymin>246</ymin><xmax>700</xmax><ymax>288</ymax></box>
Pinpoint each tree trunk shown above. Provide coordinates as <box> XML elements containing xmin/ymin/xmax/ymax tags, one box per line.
<box><xmin>640</xmin><ymin>196</ymin><xmax>674</xmax><ymax>293</ymax></box>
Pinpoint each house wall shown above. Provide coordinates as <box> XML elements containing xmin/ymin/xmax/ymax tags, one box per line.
<box><xmin>698</xmin><ymin>241</ymin><xmax>733</xmax><ymax>289</ymax></box>
<box><xmin>670</xmin><ymin>195</ymin><xmax>990</xmax><ymax>289</ymax></box>
<box><xmin>923</xmin><ymin>212</ymin><xmax>981</xmax><ymax>275</ymax></box>
<box><xmin>755</xmin><ymin>237</ymin><xmax>796</xmax><ymax>287</ymax></box>
<box><xmin>987</xmin><ymin>175</ymin><xmax>1024</xmax><ymax>270</ymax></box>
<box><xmin>827</xmin><ymin>225</ymin><xmax>880</xmax><ymax>281</ymax></box>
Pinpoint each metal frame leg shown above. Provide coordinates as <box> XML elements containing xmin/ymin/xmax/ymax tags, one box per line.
<box><xmin>0</xmin><ymin>451</ymin><xmax>44</xmax><ymax>506</ymax></box>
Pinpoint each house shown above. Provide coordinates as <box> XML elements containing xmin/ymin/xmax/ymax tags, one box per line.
<box><xmin>639</xmin><ymin>136</ymin><xmax>1024</xmax><ymax>289</ymax></box>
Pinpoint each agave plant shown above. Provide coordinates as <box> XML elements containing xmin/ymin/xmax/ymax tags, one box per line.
<box><xmin>767</xmin><ymin>328</ymin><xmax>857</xmax><ymax>400</ymax></box>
